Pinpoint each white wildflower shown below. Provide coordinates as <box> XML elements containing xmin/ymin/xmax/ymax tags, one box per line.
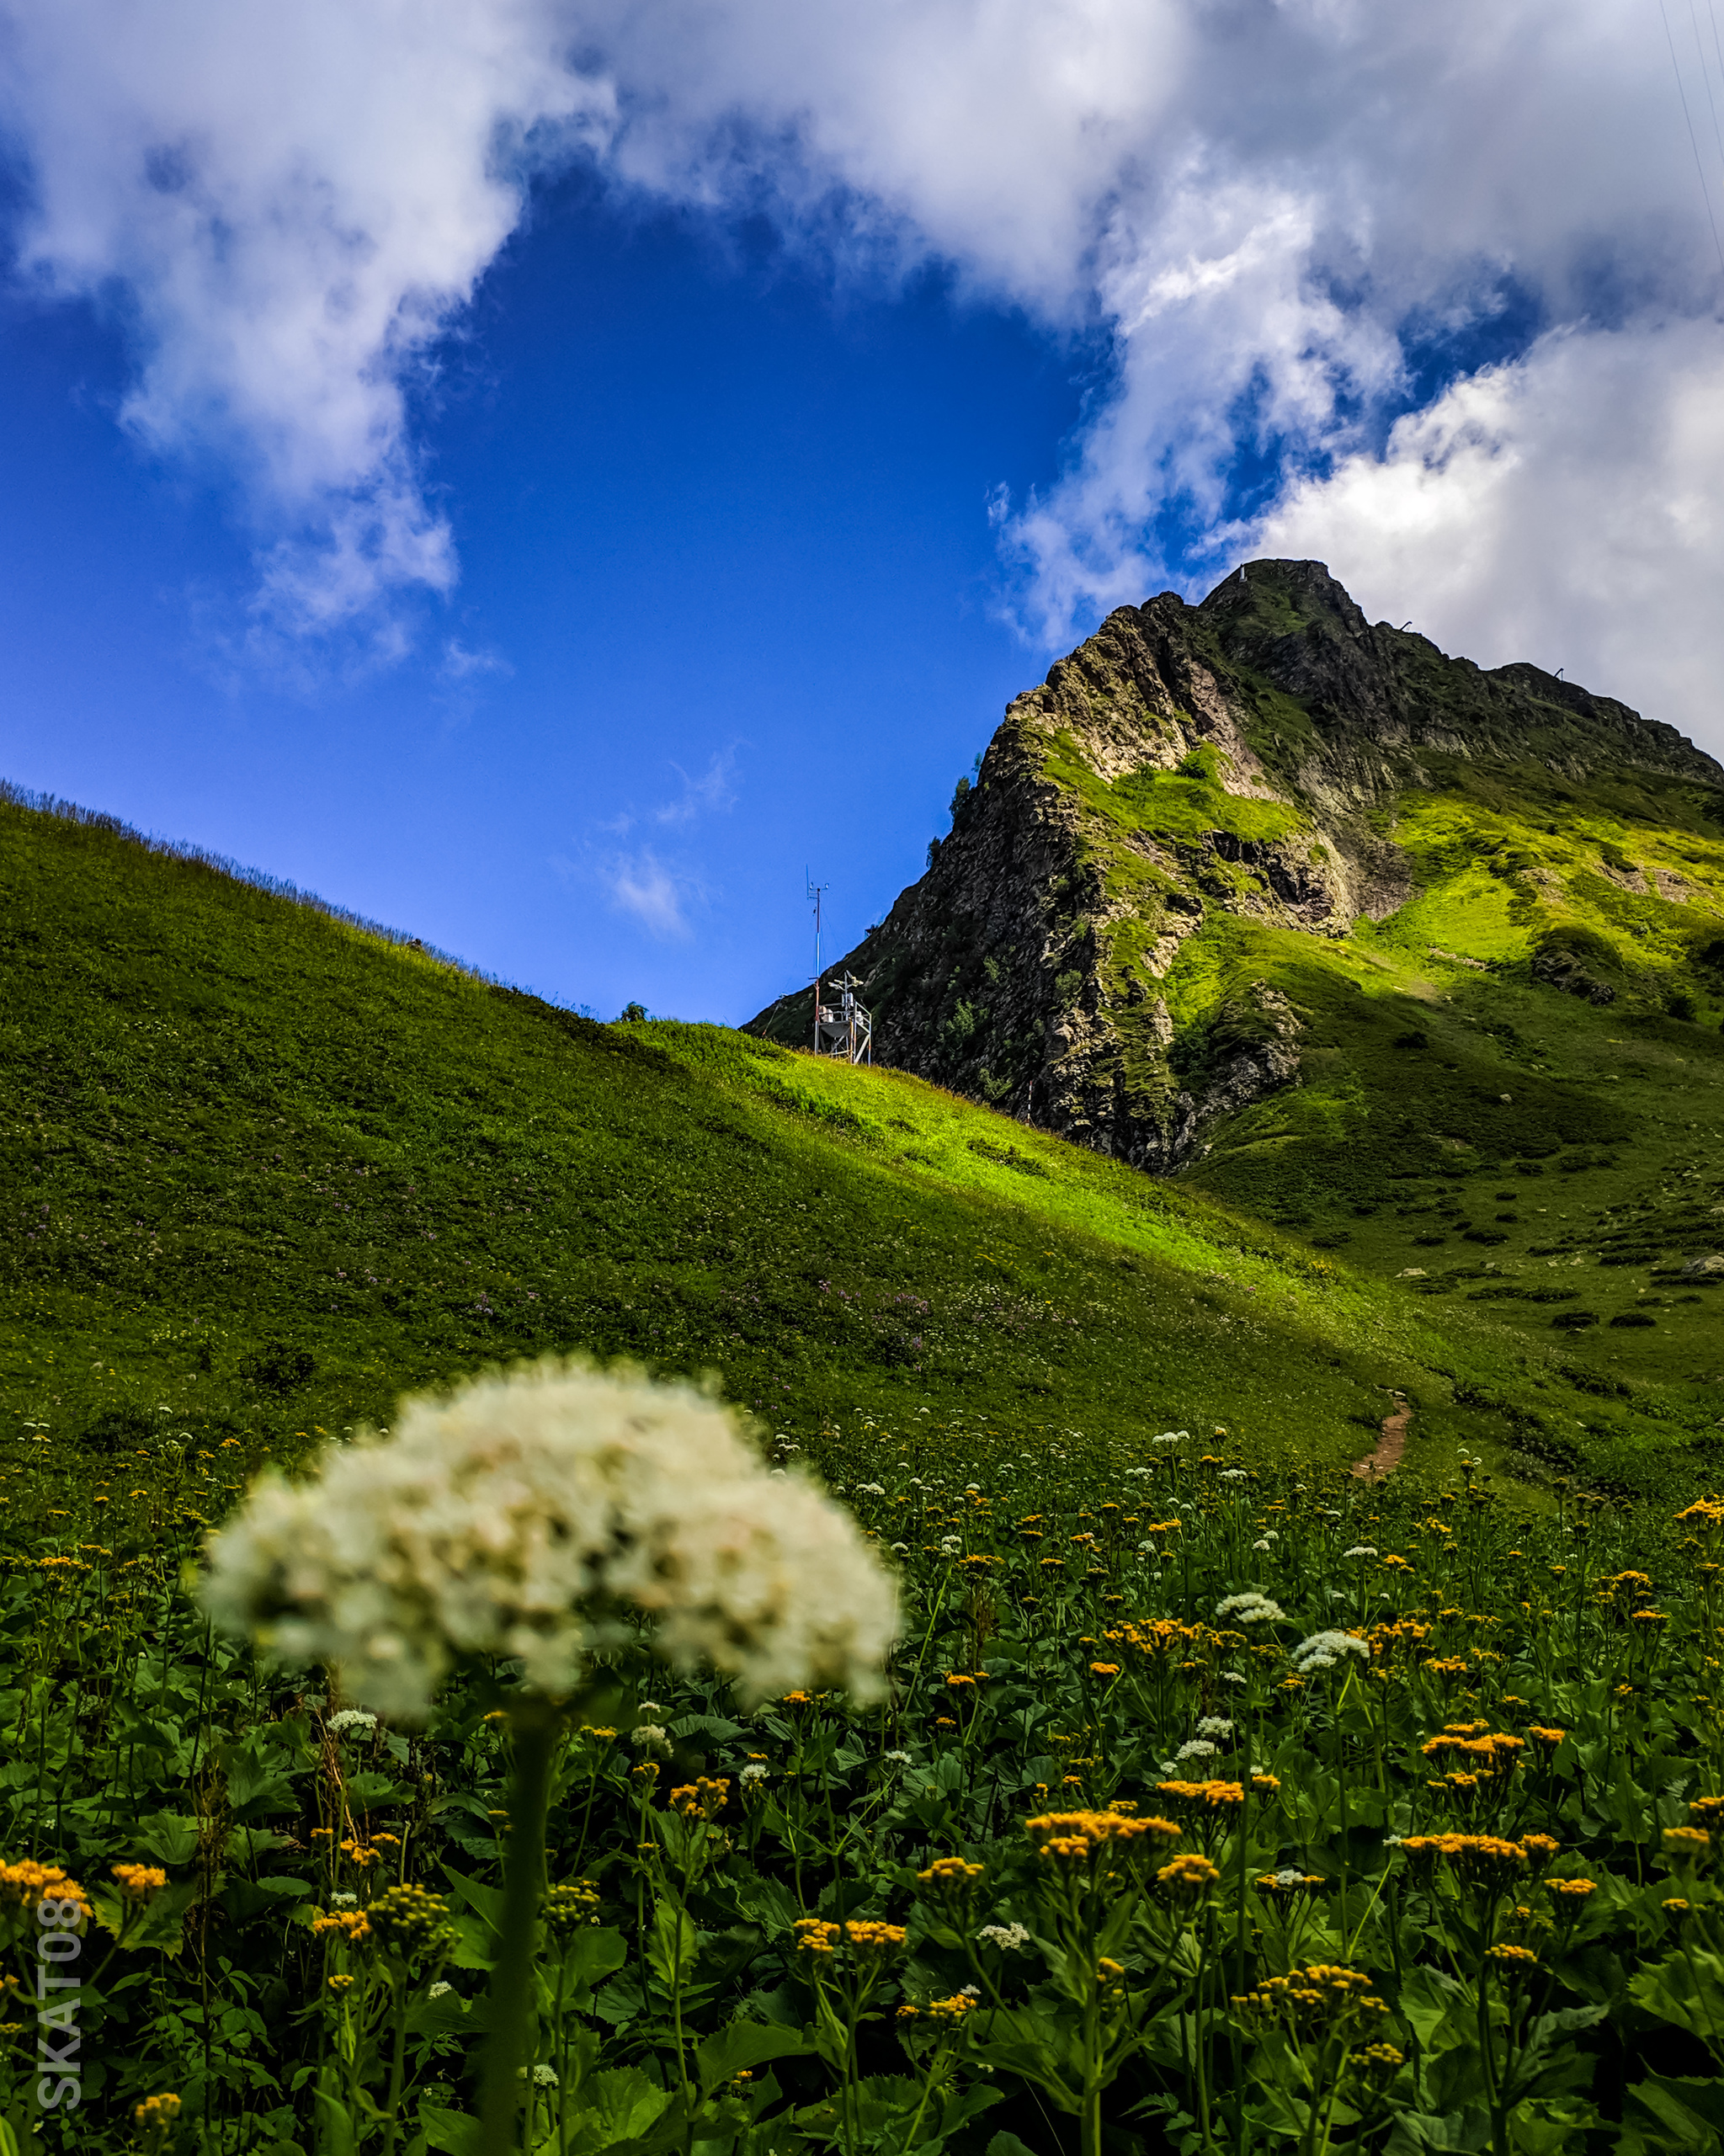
<box><xmin>739</xmin><ymin>1763</ymin><xmax>768</xmax><ymax>1783</ymax></box>
<box><xmin>200</xmin><ymin>1357</ymin><xmax>900</xmax><ymax>1720</ymax></box>
<box><xmin>1291</xmin><ymin>1630</ymin><xmax>1371</xmax><ymax>1675</ymax></box>
<box><xmin>1196</xmin><ymin>1717</ymin><xmax>1234</xmax><ymax>1739</ymax></box>
<box><xmin>637</xmin><ymin>1700</ymin><xmax>665</xmax><ymax>1716</ymax></box>
<box><xmin>327</xmin><ymin>1709</ymin><xmax>377</xmax><ymax>1735</ymax></box>
<box><xmin>331</xmin><ymin>1892</ymin><xmax>358</xmax><ymax>1908</ymax></box>
<box><xmin>1215</xmin><ymin>1593</ymin><xmax>1285</xmax><ymax>1626</ymax></box>
<box><xmin>961</xmin><ymin>1983</ymin><xmax>982</xmax><ymax>1998</ymax></box>
<box><xmin>428</xmin><ymin>1980</ymin><xmax>453</xmax><ymax>1999</ymax></box>
<box><xmin>1220</xmin><ymin>1469</ymin><xmax>1248</xmax><ymax>1481</ymax></box>
<box><xmin>856</xmin><ymin>1483</ymin><xmax>886</xmax><ymax>1497</ymax></box>
<box><xmin>1343</xmin><ymin>1546</ymin><xmax>1378</xmax><ymax>1560</ymax></box>
<box><xmin>977</xmin><ymin>1922</ymin><xmax>1031</xmax><ymax>1951</ymax></box>
<box><xmin>965</xmin><ymin>1484</ymin><xmax>981</xmax><ymax>1493</ymax></box>
<box><xmin>1221</xmin><ymin>1671</ymin><xmax>1246</xmax><ymax>1685</ymax></box>
<box><xmin>884</xmin><ymin>1749</ymin><xmax>912</xmax><ymax>1766</ymax></box>
<box><xmin>1251</xmin><ymin>1539</ymin><xmax>1273</xmax><ymax>1552</ymax></box>
<box><xmin>1175</xmin><ymin>1738</ymin><xmax>1218</xmax><ymax>1762</ymax></box>
<box><xmin>630</xmin><ymin>1723</ymin><xmax>670</xmax><ymax>1754</ymax></box>
<box><xmin>1273</xmin><ymin>1867</ymin><xmax>1306</xmax><ymax>1887</ymax></box>
<box><xmin>939</xmin><ymin>1536</ymin><xmax>963</xmax><ymax>1557</ymax></box>
<box><xmin>891</xmin><ymin>1542</ymin><xmax>909</xmax><ymax>1555</ymax></box>
<box><xmin>517</xmin><ymin>2064</ymin><xmax>558</xmax><ymax>2087</ymax></box>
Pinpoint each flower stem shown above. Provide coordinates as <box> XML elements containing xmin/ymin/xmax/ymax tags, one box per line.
<box><xmin>481</xmin><ymin>1704</ymin><xmax>559</xmax><ymax>2156</ymax></box>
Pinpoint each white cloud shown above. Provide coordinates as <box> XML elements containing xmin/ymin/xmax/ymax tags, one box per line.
<box><xmin>440</xmin><ymin>639</ymin><xmax>514</xmax><ymax>683</ymax></box>
<box><xmin>7</xmin><ymin>0</ymin><xmax>1724</xmax><ymax>738</ymax></box>
<box><xmin>1</xmin><ymin>0</ymin><xmax>612</xmax><ymax>633</ymax></box>
<box><xmin>603</xmin><ymin>849</ymin><xmax>695</xmax><ymax>939</ymax></box>
<box><xmin>654</xmin><ymin>749</ymin><xmax>738</xmax><ymax>828</ymax></box>
<box><xmin>1254</xmin><ymin>320</ymin><xmax>1724</xmax><ymax>750</ymax></box>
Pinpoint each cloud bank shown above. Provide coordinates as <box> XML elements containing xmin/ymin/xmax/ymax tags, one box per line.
<box><xmin>4</xmin><ymin>0</ymin><xmax>1724</xmax><ymax>737</ymax></box>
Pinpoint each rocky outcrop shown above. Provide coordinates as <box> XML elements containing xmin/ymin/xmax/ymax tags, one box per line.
<box><xmin>748</xmin><ymin>559</ymin><xmax>1722</xmax><ymax>1168</ymax></box>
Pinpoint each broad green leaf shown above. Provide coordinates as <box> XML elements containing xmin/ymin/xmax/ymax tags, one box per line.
<box><xmin>694</xmin><ymin>2019</ymin><xmax>816</xmax><ymax>2095</ymax></box>
<box><xmin>649</xmin><ymin>1895</ymin><xmax>702</xmax><ymax>1986</ymax></box>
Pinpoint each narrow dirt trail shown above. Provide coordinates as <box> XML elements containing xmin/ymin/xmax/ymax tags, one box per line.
<box><xmin>1352</xmin><ymin>1405</ymin><xmax>1412</xmax><ymax>1481</ymax></box>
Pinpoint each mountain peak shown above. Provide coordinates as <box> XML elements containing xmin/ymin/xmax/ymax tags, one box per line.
<box><xmin>749</xmin><ymin>565</ymin><xmax>1724</xmax><ymax>1178</ymax></box>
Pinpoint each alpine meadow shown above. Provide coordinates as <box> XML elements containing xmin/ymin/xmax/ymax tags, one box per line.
<box><xmin>6</xmin><ymin>556</ymin><xmax>1724</xmax><ymax>2156</ymax></box>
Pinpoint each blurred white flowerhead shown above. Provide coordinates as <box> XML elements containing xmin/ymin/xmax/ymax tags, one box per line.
<box><xmin>1291</xmin><ymin>1629</ymin><xmax>1372</xmax><ymax>1674</ymax></box>
<box><xmin>200</xmin><ymin>1357</ymin><xmax>900</xmax><ymax>1720</ymax></box>
<box><xmin>1215</xmin><ymin>1592</ymin><xmax>1285</xmax><ymax>1626</ymax></box>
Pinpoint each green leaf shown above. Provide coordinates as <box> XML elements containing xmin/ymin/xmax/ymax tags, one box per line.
<box><xmin>134</xmin><ymin>1812</ymin><xmax>201</xmax><ymax>1867</ymax></box>
<box><xmin>418</xmin><ymin>2104</ymin><xmax>484</xmax><ymax>2156</ymax></box>
<box><xmin>694</xmin><ymin>2020</ymin><xmax>816</xmax><ymax>2096</ymax></box>
<box><xmin>1622</xmin><ymin>2073</ymin><xmax>1724</xmax><ymax>2153</ymax></box>
<box><xmin>220</xmin><ymin>1733</ymin><xmax>302</xmax><ymax>1821</ymax></box>
<box><xmin>648</xmin><ymin>1895</ymin><xmax>702</xmax><ymax>1986</ymax></box>
<box><xmin>1384</xmin><ymin>2106</ymin><xmax>1494</xmax><ymax>2154</ymax></box>
<box><xmin>986</xmin><ymin>2137</ymin><xmax>1042</xmax><ymax>2156</ymax></box>
<box><xmin>218</xmin><ymin>1876</ymin><xmax>314</xmax><ymax>1923</ymax></box>
<box><xmin>1630</xmin><ymin>1949</ymin><xmax>1724</xmax><ymax>2043</ymax></box>
<box><xmin>563</xmin><ymin>2066</ymin><xmax>675</xmax><ymax>2153</ymax></box>
<box><xmin>1395</xmin><ymin>1964</ymin><xmax>1473</xmax><ymax>2052</ymax></box>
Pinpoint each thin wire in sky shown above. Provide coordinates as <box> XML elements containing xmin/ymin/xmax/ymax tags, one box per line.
<box><xmin>1659</xmin><ymin>0</ymin><xmax>1724</xmax><ymax>276</ymax></box>
<box><xmin>1689</xmin><ymin>0</ymin><xmax>1724</xmax><ymax>188</ymax></box>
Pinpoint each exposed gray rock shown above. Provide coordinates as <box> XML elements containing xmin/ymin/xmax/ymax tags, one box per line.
<box><xmin>748</xmin><ymin>558</ymin><xmax>1721</xmax><ymax>1168</ymax></box>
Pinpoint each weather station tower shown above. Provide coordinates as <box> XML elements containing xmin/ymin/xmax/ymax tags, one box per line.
<box><xmin>806</xmin><ymin>873</ymin><xmax>872</xmax><ymax>1065</ymax></box>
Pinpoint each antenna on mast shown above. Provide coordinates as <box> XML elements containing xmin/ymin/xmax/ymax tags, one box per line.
<box><xmin>803</xmin><ymin>870</ymin><xmax>873</xmax><ymax>1066</ymax></box>
<box><xmin>806</xmin><ymin>870</ymin><xmax>829</xmax><ymax>1053</ymax></box>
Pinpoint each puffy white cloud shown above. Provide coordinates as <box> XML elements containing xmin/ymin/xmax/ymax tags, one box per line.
<box><xmin>1</xmin><ymin>0</ymin><xmax>612</xmax><ymax>631</ymax></box>
<box><xmin>1255</xmin><ymin>320</ymin><xmax>1724</xmax><ymax>752</ymax></box>
<box><xmin>5</xmin><ymin>0</ymin><xmax>1724</xmax><ymax>732</ymax></box>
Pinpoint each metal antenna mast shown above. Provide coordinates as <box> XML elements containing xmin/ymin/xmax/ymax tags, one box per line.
<box><xmin>806</xmin><ymin>870</ymin><xmax>829</xmax><ymax>1053</ymax></box>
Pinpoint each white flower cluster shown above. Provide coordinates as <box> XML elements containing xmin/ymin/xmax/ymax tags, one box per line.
<box><xmin>1152</xmin><ymin>1430</ymin><xmax>1189</xmax><ymax>1446</ymax></box>
<box><xmin>1291</xmin><ymin>1630</ymin><xmax>1371</xmax><ymax>1674</ymax></box>
<box><xmin>855</xmin><ymin>1483</ymin><xmax>886</xmax><ymax>1497</ymax></box>
<box><xmin>1215</xmin><ymin>1592</ymin><xmax>1285</xmax><ymax>1626</ymax></box>
<box><xmin>327</xmin><ymin>1708</ymin><xmax>377</xmax><ymax>1735</ymax></box>
<box><xmin>739</xmin><ymin>1763</ymin><xmax>769</xmax><ymax>1784</ymax></box>
<box><xmin>977</xmin><ymin>1923</ymin><xmax>1031</xmax><ymax>1951</ymax></box>
<box><xmin>1220</xmin><ymin>1468</ymin><xmax>1248</xmax><ymax>1482</ymax></box>
<box><xmin>200</xmin><ymin>1358</ymin><xmax>900</xmax><ymax>1720</ymax></box>
<box><xmin>1251</xmin><ymin>1538</ymin><xmax>1274</xmax><ymax>1552</ymax></box>
<box><xmin>1343</xmin><ymin>1545</ymin><xmax>1378</xmax><ymax>1560</ymax></box>
<box><xmin>939</xmin><ymin>1536</ymin><xmax>963</xmax><ymax>1557</ymax></box>
<box><xmin>1196</xmin><ymin>1716</ymin><xmax>1234</xmax><ymax>1739</ymax></box>
<box><xmin>1175</xmin><ymin>1738</ymin><xmax>1219</xmax><ymax>1762</ymax></box>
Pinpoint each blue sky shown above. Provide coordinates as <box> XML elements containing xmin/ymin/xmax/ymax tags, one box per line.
<box><xmin>3</xmin><ymin>0</ymin><xmax>1722</xmax><ymax>1027</ymax></box>
<box><xmin>0</xmin><ymin>186</ymin><xmax>1095</xmax><ymax>1020</ymax></box>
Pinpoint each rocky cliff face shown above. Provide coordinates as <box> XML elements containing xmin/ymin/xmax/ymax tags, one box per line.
<box><xmin>748</xmin><ymin>559</ymin><xmax>1724</xmax><ymax>1170</ymax></box>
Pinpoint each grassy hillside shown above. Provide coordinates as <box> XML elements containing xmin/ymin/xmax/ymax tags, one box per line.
<box><xmin>2</xmin><ymin>790</ymin><xmax>1720</xmax><ymax>1510</ymax></box>
<box><xmin>1168</xmin><ymin>769</ymin><xmax>1724</xmax><ymax>1405</ymax></box>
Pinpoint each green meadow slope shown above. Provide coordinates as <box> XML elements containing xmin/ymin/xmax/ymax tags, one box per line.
<box><xmin>750</xmin><ymin>560</ymin><xmax>1724</xmax><ymax>1426</ymax></box>
<box><xmin>2</xmin><ymin>791</ymin><xmax>1720</xmax><ymax>1498</ymax></box>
